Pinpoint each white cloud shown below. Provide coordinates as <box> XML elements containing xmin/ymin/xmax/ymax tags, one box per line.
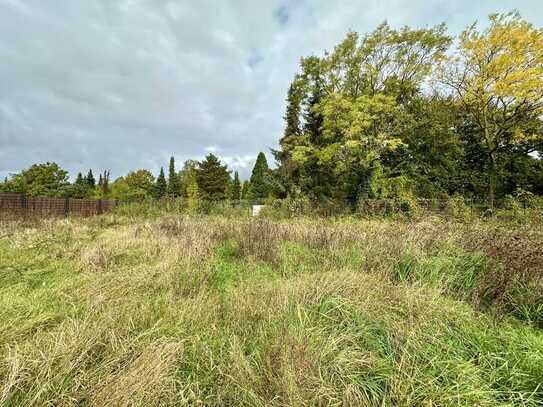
<box><xmin>204</xmin><ymin>145</ymin><xmax>219</xmax><ymax>154</ymax></box>
<box><xmin>0</xmin><ymin>0</ymin><xmax>541</xmax><ymax>180</ymax></box>
<box><xmin>222</xmin><ymin>155</ymin><xmax>259</xmax><ymax>171</ymax></box>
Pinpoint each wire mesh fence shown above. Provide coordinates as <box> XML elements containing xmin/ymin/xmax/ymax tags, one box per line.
<box><xmin>3</xmin><ymin>192</ymin><xmax>533</xmax><ymax>220</ymax></box>
<box><xmin>114</xmin><ymin>196</ymin><xmax>524</xmax><ymax>218</ymax></box>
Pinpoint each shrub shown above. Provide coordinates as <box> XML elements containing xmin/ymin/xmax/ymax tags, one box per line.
<box><xmin>446</xmin><ymin>195</ymin><xmax>473</xmax><ymax>219</ymax></box>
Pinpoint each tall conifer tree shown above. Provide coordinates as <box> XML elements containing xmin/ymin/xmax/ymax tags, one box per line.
<box><xmin>167</xmin><ymin>156</ymin><xmax>179</xmax><ymax>197</ymax></box>
<box><xmin>248</xmin><ymin>152</ymin><xmax>271</xmax><ymax>200</ymax></box>
<box><xmin>86</xmin><ymin>169</ymin><xmax>95</xmax><ymax>188</ymax></box>
<box><xmin>155</xmin><ymin>167</ymin><xmax>167</xmax><ymax>199</ymax></box>
<box><xmin>101</xmin><ymin>170</ymin><xmax>110</xmax><ymax>196</ymax></box>
<box><xmin>231</xmin><ymin>171</ymin><xmax>242</xmax><ymax>201</ymax></box>
<box><xmin>196</xmin><ymin>154</ymin><xmax>230</xmax><ymax>201</ymax></box>
<box><xmin>75</xmin><ymin>172</ymin><xmax>84</xmax><ymax>186</ymax></box>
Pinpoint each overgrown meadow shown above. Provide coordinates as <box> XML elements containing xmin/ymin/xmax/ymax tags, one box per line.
<box><xmin>1</xmin><ymin>206</ymin><xmax>542</xmax><ymax>406</ymax></box>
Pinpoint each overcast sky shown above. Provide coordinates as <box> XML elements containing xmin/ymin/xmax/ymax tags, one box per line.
<box><xmin>1</xmin><ymin>0</ymin><xmax>542</xmax><ymax>180</ymax></box>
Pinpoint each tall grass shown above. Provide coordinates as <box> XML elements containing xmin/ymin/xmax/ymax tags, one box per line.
<box><xmin>0</xmin><ymin>212</ymin><xmax>541</xmax><ymax>406</ymax></box>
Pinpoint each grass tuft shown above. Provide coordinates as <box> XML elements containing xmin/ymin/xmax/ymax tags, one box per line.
<box><xmin>0</xmin><ymin>212</ymin><xmax>542</xmax><ymax>405</ymax></box>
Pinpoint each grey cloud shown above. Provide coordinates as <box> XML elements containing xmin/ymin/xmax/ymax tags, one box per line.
<box><xmin>1</xmin><ymin>0</ymin><xmax>542</xmax><ymax>180</ymax></box>
<box><xmin>274</xmin><ymin>4</ymin><xmax>290</xmax><ymax>26</ymax></box>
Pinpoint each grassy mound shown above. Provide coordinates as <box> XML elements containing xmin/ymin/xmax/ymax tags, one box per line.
<box><xmin>0</xmin><ymin>214</ymin><xmax>541</xmax><ymax>406</ymax></box>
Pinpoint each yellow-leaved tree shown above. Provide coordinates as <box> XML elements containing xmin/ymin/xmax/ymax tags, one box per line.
<box><xmin>440</xmin><ymin>12</ymin><xmax>543</xmax><ymax>205</ymax></box>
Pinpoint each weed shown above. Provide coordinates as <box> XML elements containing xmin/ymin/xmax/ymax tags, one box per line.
<box><xmin>0</xmin><ymin>212</ymin><xmax>542</xmax><ymax>405</ymax></box>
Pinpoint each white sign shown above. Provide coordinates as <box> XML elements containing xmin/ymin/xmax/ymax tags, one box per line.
<box><xmin>252</xmin><ymin>205</ymin><xmax>265</xmax><ymax>216</ymax></box>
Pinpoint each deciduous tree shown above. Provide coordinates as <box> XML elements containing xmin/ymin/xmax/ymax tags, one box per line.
<box><xmin>439</xmin><ymin>12</ymin><xmax>543</xmax><ymax>205</ymax></box>
<box><xmin>276</xmin><ymin>23</ymin><xmax>451</xmax><ymax>200</ymax></box>
<box><xmin>1</xmin><ymin>162</ymin><xmax>70</xmax><ymax>197</ymax></box>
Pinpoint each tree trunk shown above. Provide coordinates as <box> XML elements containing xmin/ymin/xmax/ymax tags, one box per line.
<box><xmin>488</xmin><ymin>152</ymin><xmax>496</xmax><ymax>208</ymax></box>
<box><xmin>358</xmin><ymin>165</ymin><xmax>375</xmax><ymax>200</ymax></box>
<box><xmin>483</xmin><ymin>112</ymin><xmax>496</xmax><ymax>208</ymax></box>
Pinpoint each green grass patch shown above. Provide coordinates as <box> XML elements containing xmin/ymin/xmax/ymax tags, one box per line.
<box><xmin>0</xmin><ymin>215</ymin><xmax>542</xmax><ymax>406</ymax></box>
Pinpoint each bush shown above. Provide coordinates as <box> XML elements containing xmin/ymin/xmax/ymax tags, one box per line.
<box><xmin>446</xmin><ymin>195</ymin><xmax>473</xmax><ymax>219</ymax></box>
<box><xmin>113</xmin><ymin>200</ymin><xmax>164</xmax><ymax>218</ymax></box>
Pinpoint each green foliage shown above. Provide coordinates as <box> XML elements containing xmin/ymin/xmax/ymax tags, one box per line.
<box><xmin>283</xmin><ymin>80</ymin><xmax>303</xmax><ymax>140</ymax></box>
<box><xmin>1</xmin><ymin>162</ymin><xmax>70</xmax><ymax>197</ymax></box>
<box><xmin>196</xmin><ymin>153</ymin><xmax>231</xmax><ymax>201</ymax></box>
<box><xmin>154</xmin><ymin>167</ymin><xmax>167</xmax><ymax>199</ymax></box>
<box><xmin>96</xmin><ymin>170</ymin><xmax>111</xmax><ymax>198</ymax></box>
<box><xmin>231</xmin><ymin>171</ymin><xmax>242</xmax><ymax>201</ymax></box>
<box><xmin>248</xmin><ymin>152</ymin><xmax>272</xmax><ymax>201</ymax></box>
<box><xmin>276</xmin><ymin>23</ymin><xmax>452</xmax><ymax>201</ymax></box>
<box><xmin>3</xmin><ymin>15</ymin><xmax>543</xmax><ymax>209</ymax></box>
<box><xmin>111</xmin><ymin>169</ymin><xmax>155</xmax><ymax>201</ymax></box>
<box><xmin>275</xmin><ymin>15</ymin><xmax>543</xmax><ymax>205</ymax></box>
<box><xmin>439</xmin><ymin>12</ymin><xmax>543</xmax><ymax>204</ymax></box>
<box><xmin>241</xmin><ymin>180</ymin><xmax>250</xmax><ymax>200</ymax></box>
<box><xmin>446</xmin><ymin>195</ymin><xmax>474</xmax><ymax>219</ymax></box>
<box><xmin>64</xmin><ymin>172</ymin><xmax>93</xmax><ymax>199</ymax></box>
<box><xmin>167</xmin><ymin>156</ymin><xmax>181</xmax><ymax>197</ymax></box>
<box><xmin>179</xmin><ymin>159</ymin><xmax>198</xmax><ymax>198</ymax></box>
<box><xmin>186</xmin><ymin>179</ymin><xmax>199</xmax><ymax>212</ymax></box>
<box><xmin>125</xmin><ymin>169</ymin><xmax>155</xmax><ymax>194</ymax></box>
<box><xmin>85</xmin><ymin>169</ymin><xmax>95</xmax><ymax>188</ymax></box>
<box><xmin>259</xmin><ymin>192</ymin><xmax>313</xmax><ymax>219</ymax></box>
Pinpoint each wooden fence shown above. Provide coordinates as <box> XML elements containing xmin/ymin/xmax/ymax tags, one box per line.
<box><xmin>0</xmin><ymin>193</ymin><xmax>117</xmax><ymax>218</ymax></box>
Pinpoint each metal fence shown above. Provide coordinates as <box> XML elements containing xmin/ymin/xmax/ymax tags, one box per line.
<box><xmin>0</xmin><ymin>193</ymin><xmax>117</xmax><ymax>218</ymax></box>
<box><xmin>115</xmin><ymin>196</ymin><xmax>516</xmax><ymax>217</ymax></box>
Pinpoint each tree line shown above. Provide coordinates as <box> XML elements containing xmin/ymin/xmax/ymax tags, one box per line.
<box><xmin>275</xmin><ymin>12</ymin><xmax>543</xmax><ymax>206</ymax></box>
<box><xmin>0</xmin><ymin>152</ymin><xmax>274</xmax><ymax>203</ymax></box>
<box><xmin>1</xmin><ymin>12</ymin><xmax>542</xmax><ymax>206</ymax></box>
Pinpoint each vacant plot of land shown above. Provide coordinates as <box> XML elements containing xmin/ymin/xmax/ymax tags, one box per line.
<box><xmin>0</xmin><ymin>213</ymin><xmax>542</xmax><ymax>406</ymax></box>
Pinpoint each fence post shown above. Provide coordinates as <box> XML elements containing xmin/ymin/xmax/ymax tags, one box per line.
<box><xmin>64</xmin><ymin>198</ymin><xmax>70</xmax><ymax>217</ymax></box>
<box><xmin>97</xmin><ymin>199</ymin><xmax>103</xmax><ymax>215</ymax></box>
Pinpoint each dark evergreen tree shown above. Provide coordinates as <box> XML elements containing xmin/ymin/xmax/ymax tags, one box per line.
<box><xmin>167</xmin><ymin>156</ymin><xmax>179</xmax><ymax>196</ymax></box>
<box><xmin>303</xmin><ymin>83</ymin><xmax>324</xmax><ymax>145</ymax></box>
<box><xmin>301</xmin><ymin>68</ymin><xmax>337</xmax><ymax>199</ymax></box>
<box><xmin>75</xmin><ymin>172</ymin><xmax>85</xmax><ymax>186</ymax></box>
<box><xmin>273</xmin><ymin>78</ymin><xmax>305</xmax><ymax>197</ymax></box>
<box><xmin>196</xmin><ymin>154</ymin><xmax>230</xmax><ymax>201</ymax></box>
<box><xmin>86</xmin><ymin>169</ymin><xmax>96</xmax><ymax>188</ymax></box>
<box><xmin>101</xmin><ymin>170</ymin><xmax>110</xmax><ymax>196</ymax></box>
<box><xmin>155</xmin><ymin>167</ymin><xmax>167</xmax><ymax>199</ymax></box>
<box><xmin>231</xmin><ymin>171</ymin><xmax>242</xmax><ymax>201</ymax></box>
<box><xmin>283</xmin><ymin>80</ymin><xmax>303</xmax><ymax>140</ymax></box>
<box><xmin>248</xmin><ymin>152</ymin><xmax>271</xmax><ymax>200</ymax></box>
<box><xmin>69</xmin><ymin>172</ymin><xmax>91</xmax><ymax>199</ymax></box>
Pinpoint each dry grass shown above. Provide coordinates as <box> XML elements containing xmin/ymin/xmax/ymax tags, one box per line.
<box><xmin>91</xmin><ymin>341</ymin><xmax>182</xmax><ymax>406</ymax></box>
<box><xmin>0</xmin><ymin>212</ymin><xmax>542</xmax><ymax>405</ymax></box>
